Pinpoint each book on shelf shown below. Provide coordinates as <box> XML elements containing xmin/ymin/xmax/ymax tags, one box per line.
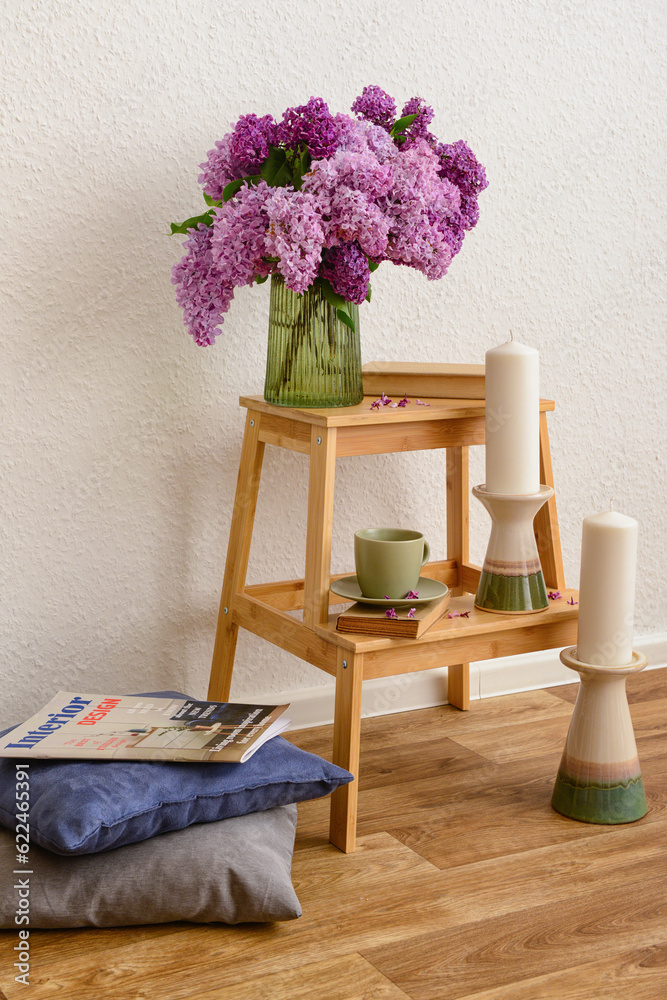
<box><xmin>336</xmin><ymin>593</ymin><xmax>451</xmax><ymax>639</ymax></box>
<box><xmin>362</xmin><ymin>361</ymin><xmax>485</xmax><ymax>400</ymax></box>
<box><xmin>0</xmin><ymin>692</ymin><xmax>290</xmax><ymax>764</ymax></box>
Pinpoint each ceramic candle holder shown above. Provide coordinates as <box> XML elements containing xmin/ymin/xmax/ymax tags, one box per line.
<box><xmin>551</xmin><ymin>647</ymin><xmax>648</xmax><ymax>824</ymax></box>
<box><xmin>472</xmin><ymin>484</ymin><xmax>553</xmax><ymax>614</ymax></box>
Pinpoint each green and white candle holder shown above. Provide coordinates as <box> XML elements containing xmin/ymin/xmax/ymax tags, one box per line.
<box><xmin>473</xmin><ymin>484</ymin><xmax>552</xmax><ymax>614</ymax></box>
<box><xmin>551</xmin><ymin>647</ymin><xmax>648</xmax><ymax>824</ymax></box>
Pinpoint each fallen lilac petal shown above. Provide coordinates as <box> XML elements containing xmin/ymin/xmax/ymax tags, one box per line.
<box><xmin>370</xmin><ymin>398</ymin><xmax>381</xmax><ymax>409</ymax></box>
<box><xmin>567</xmin><ymin>597</ymin><xmax>578</xmax><ymax>605</ymax></box>
<box><xmin>390</xmin><ymin>402</ymin><xmax>399</xmax><ymax>407</ymax></box>
<box><xmin>397</xmin><ymin>394</ymin><xmax>409</xmax><ymax>407</ymax></box>
<box><xmin>460</xmin><ymin>611</ymin><xmax>470</xmax><ymax>618</ymax></box>
<box><xmin>406</xmin><ymin>590</ymin><xmax>419</xmax><ymax>599</ymax></box>
<box><xmin>380</xmin><ymin>393</ymin><xmax>392</xmax><ymax>405</ymax></box>
<box><xmin>408</xmin><ymin>607</ymin><xmax>416</xmax><ymax>618</ymax></box>
<box><xmin>385</xmin><ymin>608</ymin><xmax>398</xmax><ymax>618</ymax></box>
<box><xmin>415</xmin><ymin>399</ymin><xmax>430</xmax><ymax>406</ymax></box>
<box><xmin>548</xmin><ymin>591</ymin><xmax>562</xmax><ymax>600</ymax></box>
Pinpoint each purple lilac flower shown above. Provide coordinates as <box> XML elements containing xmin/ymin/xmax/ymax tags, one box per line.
<box><xmin>198</xmin><ymin>135</ymin><xmax>239</xmax><ymax>202</ymax></box>
<box><xmin>436</xmin><ymin>140</ymin><xmax>488</xmax><ymax>229</ymax></box>
<box><xmin>278</xmin><ymin>97</ymin><xmax>338</xmax><ymax>159</ymax></box>
<box><xmin>400</xmin><ymin>96</ymin><xmax>435</xmax><ymax>144</ymax></box>
<box><xmin>351</xmin><ymin>85</ymin><xmax>397</xmax><ymax>133</ymax></box>
<box><xmin>229</xmin><ymin>113</ymin><xmax>277</xmax><ymax>173</ymax></box>
<box><xmin>320</xmin><ymin>242</ymin><xmax>370</xmax><ymax>304</ymax></box>
<box><xmin>264</xmin><ymin>187</ymin><xmax>325</xmax><ymax>293</ymax></box>
<box><xmin>385</xmin><ymin>608</ymin><xmax>398</xmax><ymax>619</ymax></box>
<box><xmin>210</xmin><ymin>181</ymin><xmax>273</xmax><ymax>287</ymax></box>
<box><xmin>408</xmin><ymin>608</ymin><xmax>416</xmax><ymax>618</ymax></box>
<box><xmin>171</xmin><ymin>224</ymin><xmax>234</xmax><ymax>346</ymax></box>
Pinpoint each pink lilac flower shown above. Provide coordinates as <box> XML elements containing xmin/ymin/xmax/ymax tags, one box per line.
<box><xmin>351</xmin><ymin>85</ymin><xmax>397</xmax><ymax>132</ymax></box>
<box><xmin>171</xmin><ymin>224</ymin><xmax>234</xmax><ymax>346</ymax></box>
<box><xmin>406</xmin><ymin>590</ymin><xmax>419</xmax><ymax>599</ymax></box>
<box><xmin>385</xmin><ymin>608</ymin><xmax>398</xmax><ymax>619</ymax></box>
<box><xmin>320</xmin><ymin>242</ymin><xmax>370</xmax><ymax>304</ymax></box>
<box><xmin>408</xmin><ymin>608</ymin><xmax>416</xmax><ymax>618</ymax></box>
<box><xmin>209</xmin><ymin>181</ymin><xmax>273</xmax><ymax>287</ymax></box>
<box><xmin>415</xmin><ymin>399</ymin><xmax>430</xmax><ymax>406</ymax></box>
<box><xmin>264</xmin><ymin>187</ymin><xmax>325</xmax><ymax>293</ymax></box>
<box><xmin>278</xmin><ymin>97</ymin><xmax>338</xmax><ymax>159</ymax></box>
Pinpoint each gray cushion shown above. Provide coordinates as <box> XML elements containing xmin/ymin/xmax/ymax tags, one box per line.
<box><xmin>0</xmin><ymin>804</ymin><xmax>301</xmax><ymax>927</ymax></box>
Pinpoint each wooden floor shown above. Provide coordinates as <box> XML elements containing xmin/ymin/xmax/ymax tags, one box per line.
<box><xmin>2</xmin><ymin>668</ymin><xmax>666</xmax><ymax>999</ymax></box>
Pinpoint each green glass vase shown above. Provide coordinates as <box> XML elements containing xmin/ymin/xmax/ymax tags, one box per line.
<box><xmin>263</xmin><ymin>274</ymin><xmax>363</xmax><ymax>408</ymax></box>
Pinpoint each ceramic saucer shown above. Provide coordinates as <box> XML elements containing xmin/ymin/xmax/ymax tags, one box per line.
<box><xmin>330</xmin><ymin>575</ymin><xmax>449</xmax><ymax>608</ymax></box>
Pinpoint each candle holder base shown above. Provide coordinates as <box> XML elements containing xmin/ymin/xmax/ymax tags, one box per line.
<box><xmin>551</xmin><ymin>647</ymin><xmax>648</xmax><ymax>825</ymax></box>
<box><xmin>473</xmin><ymin>485</ymin><xmax>553</xmax><ymax>614</ymax></box>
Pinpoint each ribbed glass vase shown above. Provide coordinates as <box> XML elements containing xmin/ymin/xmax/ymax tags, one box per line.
<box><xmin>263</xmin><ymin>274</ymin><xmax>363</xmax><ymax>407</ymax></box>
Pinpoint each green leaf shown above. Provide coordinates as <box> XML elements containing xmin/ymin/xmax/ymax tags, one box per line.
<box><xmin>390</xmin><ymin>113</ymin><xmax>418</xmax><ymax>136</ymax></box>
<box><xmin>365</xmin><ymin>283</ymin><xmax>372</xmax><ymax>303</ymax></box>
<box><xmin>368</xmin><ymin>259</ymin><xmax>380</xmax><ymax>273</ymax></box>
<box><xmin>336</xmin><ymin>307</ymin><xmax>356</xmax><ymax>332</ymax></box>
<box><xmin>254</xmin><ymin>274</ymin><xmax>269</xmax><ymax>284</ymax></box>
<box><xmin>317</xmin><ymin>277</ymin><xmax>347</xmax><ymax>310</ymax></box>
<box><xmin>203</xmin><ymin>193</ymin><xmax>222</xmax><ymax>207</ymax></box>
<box><xmin>272</xmin><ymin>160</ymin><xmax>294</xmax><ymax>188</ymax></box>
<box><xmin>222</xmin><ymin>178</ymin><xmax>246</xmax><ymax>202</ymax></box>
<box><xmin>260</xmin><ymin>146</ymin><xmax>288</xmax><ymax>185</ymax></box>
<box><xmin>291</xmin><ymin>146</ymin><xmax>312</xmax><ymax>191</ymax></box>
<box><xmin>170</xmin><ymin>211</ymin><xmax>215</xmax><ymax>235</ymax></box>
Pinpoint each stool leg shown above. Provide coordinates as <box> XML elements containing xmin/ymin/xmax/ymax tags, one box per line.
<box><xmin>208</xmin><ymin>411</ymin><xmax>265</xmax><ymax>702</ymax></box>
<box><xmin>303</xmin><ymin>425</ymin><xmax>337</xmax><ymax>629</ymax></box>
<box><xmin>534</xmin><ymin>411</ymin><xmax>566</xmax><ymax>591</ymax></box>
<box><xmin>446</xmin><ymin>445</ymin><xmax>471</xmax><ymax>710</ymax></box>
<box><xmin>329</xmin><ymin>648</ymin><xmax>364</xmax><ymax>853</ymax></box>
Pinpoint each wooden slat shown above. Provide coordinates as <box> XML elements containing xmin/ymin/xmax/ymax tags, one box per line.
<box><xmin>239</xmin><ymin>394</ymin><xmax>556</xmax><ymax>428</ymax></box>
<box><xmin>257</xmin><ymin>412</ymin><xmax>311</xmax><ymax>453</ymax></box>
<box><xmin>234</xmin><ymin>594</ymin><xmax>338</xmax><ymax>675</ymax></box>
<box><xmin>335</xmin><ymin>416</ymin><xmax>485</xmax><ymax>456</ymax></box>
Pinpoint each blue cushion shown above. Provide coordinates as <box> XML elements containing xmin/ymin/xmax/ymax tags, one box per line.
<box><xmin>0</xmin><ymin>691</ymin><xmax>352</xmax><ymax>855</ymax></box>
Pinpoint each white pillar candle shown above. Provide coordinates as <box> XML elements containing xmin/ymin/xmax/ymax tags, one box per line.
<box><xmin>577</xmin><ymin>509</ymin><xmax>638</xmax><ymax>666</ymax></box>
<box><xmin>485</xmin><ymin>337</ymin><xmax>540</xmax><ymax>495</ymax></box>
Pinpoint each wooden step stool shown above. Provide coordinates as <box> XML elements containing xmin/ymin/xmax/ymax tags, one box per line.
<box><xmin>207</xmin><ymin>391</ymin><xmax>577</xmax><ymax>852</ymax></box>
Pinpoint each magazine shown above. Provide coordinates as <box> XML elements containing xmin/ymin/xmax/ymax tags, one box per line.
<box><xmin>0</xmin><ymin>692</ymin><xmax>290</xmax><ymax>763</ymax></box>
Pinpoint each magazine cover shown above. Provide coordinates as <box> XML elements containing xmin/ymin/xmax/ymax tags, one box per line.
<box><xmin>0</xmin><ymin>692</ymin><xmax>290</xmax><ymax>763</ymax></box>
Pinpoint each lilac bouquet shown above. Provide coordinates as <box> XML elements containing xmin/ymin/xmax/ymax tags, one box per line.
<box><xmin>171</xmin><ymin>86</ymin><xmax>487</xmax><ymax>347</ymax></box>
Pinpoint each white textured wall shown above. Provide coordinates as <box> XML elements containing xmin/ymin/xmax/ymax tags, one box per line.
<box><xmin>1</xmin><ymin>0</ymin><xmax>665</xmax><ymax>726</ymax></box>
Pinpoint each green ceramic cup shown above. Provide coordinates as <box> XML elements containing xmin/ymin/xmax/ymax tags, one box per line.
<box><xmin>354</xmin><ymin>528</ymin><xmax>430</xmax><ymax>600</ymax></box>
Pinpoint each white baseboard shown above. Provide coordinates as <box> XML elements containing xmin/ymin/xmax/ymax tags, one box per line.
<box><xmin>280</xmin><ymin>633</ymin><xmax>667</xmax><ymax>731</ymax></box>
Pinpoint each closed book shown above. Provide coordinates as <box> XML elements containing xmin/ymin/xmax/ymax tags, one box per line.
<box><xmin>336</xmin><ymin>594</ymin><xmax>451</xmax><ymax>639</ymax></box>
<box><xmin>362</xmin><ymin>362</ymin><xmax>485</xmax><ymax>400</ymax></box>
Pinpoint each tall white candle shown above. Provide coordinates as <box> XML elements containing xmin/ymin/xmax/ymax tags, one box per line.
<box><xmin>577</xmin><ymin>509</ymin><xmax>638</xmax><ymax>666</ymax></box>
<box><xmin>485</xmin><ymin>337</ymin><xmax>540</xmax><ymax>495</ymax></box>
